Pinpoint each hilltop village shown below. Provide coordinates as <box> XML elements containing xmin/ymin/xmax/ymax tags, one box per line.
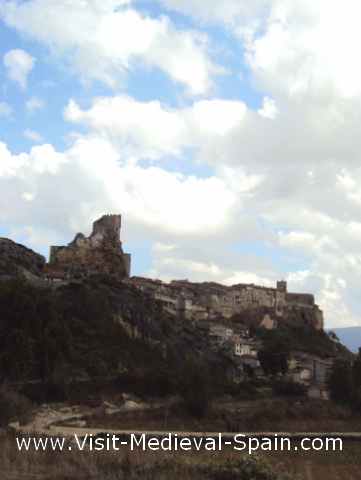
<box><xmin>0</xmin><ymin>214</ymin><xmax>340</xmax><ymax>399</ymax></box>
<box><xmin>43</xmin><ymin>214</ymin><xmax>323</xmax><ymax>328</ymax></box>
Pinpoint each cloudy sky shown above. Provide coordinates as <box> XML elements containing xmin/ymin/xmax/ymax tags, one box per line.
<box><xmin>1</xmin><ymin>0</ymin><xmax>361</xmax><ymax>327</ymax></box>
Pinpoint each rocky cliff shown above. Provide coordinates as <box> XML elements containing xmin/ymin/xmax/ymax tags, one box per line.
<box><xmin>0</xmin><ymin>238</ymin><xmax>45</xmax><ymax>280</ymax></box>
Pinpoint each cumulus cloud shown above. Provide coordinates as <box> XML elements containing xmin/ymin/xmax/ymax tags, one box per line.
<box><xmin>148</xmin><ymin>240</ymin><xmax>278</xmax><ymax>287</ymax></box>
<box><xmin>243</xmin><ymin>1</ymin><xmax>361</xmax><ymax>100</ymax></box>
<box><xmin>0</xmin><ymin>0</ymin><xmax>221</xmax><ymax>94</ymax></box>
<box><xmin>258</xmin><ymin>97</ymin><xmax>278</xmax><ymax>119</ymax></box>
<box><xmin>0</xmin><ymin>136</ymin><xmax>251</xmax><ymax>244</ymax></box>
<box><xmin>159</xmin><ymin>0</ymin><xmax>270</xmax><ymax>28</ymax></box>
<box><xmin>64</xmin><ymin>96</ymin><xmax>247</xmax><ymax>160</ymax></box>
<box><xmin>3</xmin><ymin>49</ymin><xmax>35</xmax><ymax>89</ymax></box>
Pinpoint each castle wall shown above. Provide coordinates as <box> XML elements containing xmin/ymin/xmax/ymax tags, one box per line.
<box><xmin>204</xmin><ymin>285</ymin><xmax>283</xmax><ymax>317</ymax></box>
<box><xmin>286</xmin><ymin>292</ymin><xmax>315</xmax><ymax>307</ymax></box>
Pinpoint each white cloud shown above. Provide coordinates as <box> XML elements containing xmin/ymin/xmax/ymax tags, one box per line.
<box><xmin>149</xmin><ymin>241</ymin><xmax>276</xmax><ymax>286</ymax></box>
<box><xmin>160</xmin><ymin>1</ymin><xmax>361</xmax><ymax>101</ymax></box>
<box><xmin>0</xmin><ymin>137</ymin><xmax>242</xmax><ymax>241</ymax></box>
<box><xmin>3</xmin><ymin>49</ymin><xmax>35</xmax><ymax>89</ymax></box>
<box><xmin>0</xmin><ymin>101</ymin><xmax>13</xmax><ymax>117</ymax></box>
<box><xmin>64</xmin><ymin>96</ymin><xmax>247</xmax><ymax>160</ymax></box>
<box><xmin>24</xmin><ymin>129</ymin><xmax>44</xmax><ymax>143</ymax></box>
<box><xmin>26</xmin><ymin>96</ymin><xmax>45</xmax><ymax>113</ymax></box>
<box><xmin>0</xmin><ymin>0</ymin><xmax>221</xmax><ymax>95</ymax></box>
<box><xmin>159</xmin><ymin>0</ymin><xmax>269</xmax><ymax>28</ymax></box>
<box><xmin>21</xmin><ymin>192</ymin><xmax>35</xmax><ymax>202</ymax></box>
<box><xmin>238</xmin><ymin>1</ymin><xmax>361</xmax><ymax>100</ymax></box>
<box><xmin>258</xmin><ymin>97</ymin><xmax>278</xmax><ymax>119</ymax></box>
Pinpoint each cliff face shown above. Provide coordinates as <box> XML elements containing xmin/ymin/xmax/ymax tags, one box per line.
<box><xmin>0</xmin><ymin>238</ymin><xmax>45</xmax><ymax>279</ymax></box>
<box><xmin>48</xmin><ymin>215</ymin><xmax>131</xmax><ymax>280</ymax></box>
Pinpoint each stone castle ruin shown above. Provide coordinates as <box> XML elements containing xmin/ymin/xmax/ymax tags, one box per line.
<box><xmin>45</xmin><ymin>214</ymin><xmax>131</xmax><ymax>281</ymax></box>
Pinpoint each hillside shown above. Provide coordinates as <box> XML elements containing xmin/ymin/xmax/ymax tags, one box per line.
<box><xmin>0</xmin><ymin>274</ymin><xmax>229</xmax><ymax>402</ymax></box>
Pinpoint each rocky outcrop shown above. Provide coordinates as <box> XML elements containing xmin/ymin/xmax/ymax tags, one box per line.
<box><xmin>48</xmin><ymin>214</ymin><xmax>131</xmax><ymax>280</ymax></box>
<box><xmin>0</xmin><ymin>238</ymin><xmax>45</xmax><ymax>279</ymax></box>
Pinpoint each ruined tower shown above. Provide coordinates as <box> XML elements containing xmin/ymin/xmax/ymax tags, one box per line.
<box><xmin>48</xmin><ymin>214</ymin><xmax>131</xmax><ymax>280</ymax></box>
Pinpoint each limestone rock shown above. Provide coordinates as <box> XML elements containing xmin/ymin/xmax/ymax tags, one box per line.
<box><xmin>0</xmin><ymin>238</ymin><xmax>45</xmax><ymax>279</ymax></box>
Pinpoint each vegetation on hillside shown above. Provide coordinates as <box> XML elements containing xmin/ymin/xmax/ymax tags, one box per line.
<box><xmin>328</xmin><ymin>349</ymin><xmax>361</xmax><ymax>409</ymax></box>
<box><xmin>0</xmin><ymin>278</ymin><xmax>171</xmax><ymax>388</ymax></box>
<box><xmin>256</xmin><ymin>324</ymin><xmax>351</xmax><ymax>359</ymax></box>
<box><xmin>0</xmin><ymin>277</ymin><xmax>229</xmax><ymax>408</ymax></box>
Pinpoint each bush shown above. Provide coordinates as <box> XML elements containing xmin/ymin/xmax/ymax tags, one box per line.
<box><xmin>0</xmin><ymin>385</ymin><xmax>33</xmax><ymax>426</ymax></box>
<box><xmin>178</xmin><ymin>358</ymin><xmax>210</xmax><ymax>418</ymax></box>
<box><xmin>273</xmin><ymin>379</ymin><xmax>307</xmax><ymax>397</ymax></box>
<box><xmin>236</xmin><ymin>380</ymin><xmax>259</xmax><ymax>400</ymax></box>
<box><xmin>329</xmin><ymin>359</ymin><xmax>353</xmax><ymax>404</ymax></box>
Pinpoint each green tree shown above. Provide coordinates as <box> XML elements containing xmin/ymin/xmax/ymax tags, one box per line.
<box><xmin>258</xmin><ymin>331</ymin><xmax>290</xmax><ymax>376</ymax></box>
<box><xmin>328</xmin><ymin>359</ymin><xmax>353</xmax><ymax>404</ymax></box>
<box><xmin>178</xmin><ymin>357</ymin><xmax>210</xmax><ymax>418</ymax></box>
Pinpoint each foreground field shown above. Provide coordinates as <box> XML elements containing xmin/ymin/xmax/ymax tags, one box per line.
<box><xmin>4</xmin><ymin>388</ymin><xmax>361</xmax><ymax>479</ymax></box>
<box><xmin>82</xmin><ymin>396</ymin><xmax>361</xmax><ymax>434</ymax></box>
<box><xmin>269</xmin><ymin>442</ymin><xmax>361</xmax><ymax>479</ymax></box>
<box><xmin>2</xmin><ymin>432</ymin><xmax>361</xmax><ymax>480</ymax></box>
<box><xmin>0</xmin><ymin>432</ymin><xmax>289</xmax><ymax>480</ymax></box>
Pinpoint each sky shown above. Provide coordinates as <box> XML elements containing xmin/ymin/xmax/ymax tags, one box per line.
<box><xmin>1</xmin><ymin>0</ymin><xmax>361</xmax><ymax>328</ymax></box>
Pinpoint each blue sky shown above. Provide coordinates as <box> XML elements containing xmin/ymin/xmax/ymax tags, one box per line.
<box><xmin>1</xmin><ymin>0</ymin><xmax>361</xmax><ymax>327</ymax></box>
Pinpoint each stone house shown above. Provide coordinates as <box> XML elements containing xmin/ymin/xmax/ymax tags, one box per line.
<box><xmin>288</xmin><ymin>351</ymin><xmax>333</xmax><ymax>386</ymax></box>
<box><xmin>209</xmin><ymin>324</ymin><xmax>234</xmax><ymax>345</ymax></box>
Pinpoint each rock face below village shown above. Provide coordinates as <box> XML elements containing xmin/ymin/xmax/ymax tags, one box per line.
<box><xmin>0</xmin><ymin>238</ymin><xmax>45</xmax><ymax>279</ymax></box>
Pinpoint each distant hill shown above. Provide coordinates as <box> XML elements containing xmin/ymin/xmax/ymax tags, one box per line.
<box><xmin>328</xmin><ymin>327</ymin><xmax>361</xmax><ymax>353</ymax></box>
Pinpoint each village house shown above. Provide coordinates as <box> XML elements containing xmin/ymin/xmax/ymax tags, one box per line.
<box><xmin>209</xmin><ymin>324</ymin><xmax>234</xmax><ymax>346</ymax></box>
<box><xmin>287</xmin><ymin>351</ymin><xmax>333</xmax><ymax>399</ymax></box>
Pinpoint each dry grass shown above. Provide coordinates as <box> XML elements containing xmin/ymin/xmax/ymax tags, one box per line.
<box><xmin>0</xmin><ymin>432</ymin><xmax>292</xmax><ymax>480</ymax></box>
<box><xmin>82</xmin><ymin>397</ymin><xmax>361</xmax><ymax>434</ymax></box>
<box><xmin>3</xmin><ymin>430</ymin><xmax>361</xmax><ymax>480</ymax></box>
<box><xmin>3</xmin><ymin>429</ymin><xmax>361</xmax><ymax>480</ymax></box>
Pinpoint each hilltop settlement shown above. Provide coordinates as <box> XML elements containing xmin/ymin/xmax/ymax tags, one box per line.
<box><xmin>0</xmin><ymin>213</ymin><xmax>349</xmax><ymax>405</ymax></box>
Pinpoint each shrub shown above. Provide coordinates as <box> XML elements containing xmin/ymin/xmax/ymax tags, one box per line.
<box><xmin>236</xmin><ymin>380</ymin><xmax>259</xmax><ymax>400</ymax></box>
<box><xmin>178</xmin><ymin>358</ymin><xmax>211</xmax><ymax>418</ymax></box>
<box><xmin>328</xmin><ymin>359</ymin><xmax>353</xmax><ymax>404</ymax></box>
<box><xmin>273</xmin><ymin>379</ymin><xmax>307</xmax><ymax>397</ymax></box>
<box><xmin>0</xmin><ymin>385</ymin><xmax>33</xmax><ymax>426</ymax></box>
